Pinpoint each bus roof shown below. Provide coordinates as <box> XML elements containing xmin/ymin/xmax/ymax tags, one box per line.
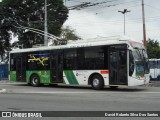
<box><xmin>10</xmin><ymin>36</ymin><xmax>135</xmax><ymax>53</ymax></box>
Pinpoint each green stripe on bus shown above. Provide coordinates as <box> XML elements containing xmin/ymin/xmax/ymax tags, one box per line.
<box><xmin>64</xmin><ymin>70</ymin><xmax>79</xmax><ymax>85</ymax></box>
<box><xmin>10</xmin><ymin>71</ymin><xmax>16</xmax><ymax>82</ymax></box>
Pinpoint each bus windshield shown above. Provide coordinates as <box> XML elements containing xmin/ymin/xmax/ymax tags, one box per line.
<box><xmin>130</xmin><ymin>42</ymin><xmax>150</xmax><ymax>77</ymax></box>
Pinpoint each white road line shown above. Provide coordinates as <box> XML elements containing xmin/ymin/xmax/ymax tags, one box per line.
<box><xmin>0</xmin><ymin>85</ymin><xmax>13</xmax><ymax>86</ymax></box>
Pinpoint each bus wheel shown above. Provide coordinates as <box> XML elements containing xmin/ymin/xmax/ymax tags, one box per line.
<box><xmin>31</xmin><ymin>75</ymin><xmax>40</xmax><ymax>87</ymax></box>
<box><xmin>91</xmin><ymin>75</ymin><xmax>104</xmax><ymax>90</ymax></box>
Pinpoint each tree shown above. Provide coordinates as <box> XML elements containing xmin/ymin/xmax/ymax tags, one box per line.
<box><xmin>60</xmin><ymin>26</ymin><xmax>81</xmax><ymax>40</ymax></box>
<box><xmin>147</xmin><ymin>38</ymin><xmax>160</xmax><ymax>59</ymax></box>
<box><xmin>50</xmin><ymin>26</ymin><xmax>81</xmax><ymax>46</ymax></box>
<box><xmin>0</xmin><ymin>0</ymin><xmax>68</xmax><ymax>62</ymax></box>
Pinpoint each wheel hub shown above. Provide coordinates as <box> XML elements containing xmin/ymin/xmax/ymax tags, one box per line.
<box><xmin>33</xmin><ymin>78</ymin><xmax>38</xmax><ymax>85</ymax></box>
<box><xmin>93</xmin><ymin>79</ymin><xmax>99</xmax><ymax>86</ymax></box>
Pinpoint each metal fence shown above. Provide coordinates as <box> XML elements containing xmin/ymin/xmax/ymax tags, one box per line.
<box><xmin>0</xmin><ymin>64</ymin><xmax>9</xmax><ymax>80</ymax></box>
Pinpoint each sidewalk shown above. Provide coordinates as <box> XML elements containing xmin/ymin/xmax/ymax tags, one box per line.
<box><xmin>149</xmin><ymin>81</ymin><xmax>160</xmax><ymax>87</ymax></box>
<box><xmin>0</xmin><ymin>80</ymin><xmax>10</xmax><ymax>93</ymax></box>
<box><xmin>0</xmin><ymin>80</ymin><xmax>10</xmax><ymax>83</ymax></box>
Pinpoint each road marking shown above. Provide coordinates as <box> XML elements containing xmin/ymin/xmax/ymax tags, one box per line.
<box><xmin>0</xmin><ymin>85</ymin><xmax>13</xmax><ymax>86</ymax></box>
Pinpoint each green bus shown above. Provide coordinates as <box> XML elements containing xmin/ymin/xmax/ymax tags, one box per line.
<box><xmin>9</xmin><ymin>36</ymin><xmax>150</xmax><ymax>90</ymax></box>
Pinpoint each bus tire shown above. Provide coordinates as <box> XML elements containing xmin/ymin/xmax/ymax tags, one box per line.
<box><xmin>91</xmin><ymin>75</ymin><xmax>104</xmax><ymax>90</ymax></box>
<box><xmin>30</xmin><ymin>74</ymin><xmax>40</xmax><ymax>87</ymax></box>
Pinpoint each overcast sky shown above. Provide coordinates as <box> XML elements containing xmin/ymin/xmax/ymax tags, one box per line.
<box><xmin>63</xmin><ymin>0</ymin><xmax>160</xmax><ymax>42</ymax></box>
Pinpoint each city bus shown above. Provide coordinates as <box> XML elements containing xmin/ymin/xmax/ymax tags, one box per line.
<box><xmin>9</xmin><ymin>36</ymin><xmax>150</xmax><ymax>90</ymax></box>
<box><xmin>149</xmin><ymin>59</ymin><xmax>160</xmax><ymax>80</ymax></box>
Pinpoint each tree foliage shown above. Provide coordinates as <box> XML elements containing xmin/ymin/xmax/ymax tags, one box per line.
<box><xmin>50</xmin><ymin>26</ymin><xmax>81</xmax><ymax>46</ymax></box>
<box><xmin>0</xmin><ymin>0</ymin><xmax>68</xmax><ymax>60</ymax></box>
<box><xmin>60</xmin><ymin>26</ymin><xmax>81</xmax><ymax>41</ymax></box>
<box><xmin>147</xmin><ymin>38</ymin><xmax>160</xmax><ymax>59</ymax></box>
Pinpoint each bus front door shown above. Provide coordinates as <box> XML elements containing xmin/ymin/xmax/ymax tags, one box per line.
<box><xmin>109</xmin><ymin>50</ymin><xmax>128</xmax><ymax>85</ymax></box>
<box><xmin>50</xmin><ymin>52</ymin><xmax>63</xmax><ymax>83</ymax></box>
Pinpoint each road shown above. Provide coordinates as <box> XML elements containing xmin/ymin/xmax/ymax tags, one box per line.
<box><xmin>0</xmin><ymin>82</ymin><xmax>160</xmax><ymax>120</ymax></box>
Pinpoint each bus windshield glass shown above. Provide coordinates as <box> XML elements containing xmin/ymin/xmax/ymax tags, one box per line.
<box><xmin>130</xmin><ymin>42</ymin><xmax>150</xmax><ymax>77</ymax></box>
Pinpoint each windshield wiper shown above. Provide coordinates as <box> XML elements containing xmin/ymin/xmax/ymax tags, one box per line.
<box><xmin>134</xmin><ymin>47</ymin><xmax>142</xmax><ymax>59</ymax></box>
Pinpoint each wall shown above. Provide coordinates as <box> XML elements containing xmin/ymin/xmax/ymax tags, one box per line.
<box><xmin>0</xmin><ymin>64</ymin><xmax>9</xmax><ymax>80</ymax></box>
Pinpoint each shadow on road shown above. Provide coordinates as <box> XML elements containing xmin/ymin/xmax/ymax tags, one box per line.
<box><xmin>12</xmin><ymin>83</ymin><xmax>148</xmax><ymax>92</ymax></box>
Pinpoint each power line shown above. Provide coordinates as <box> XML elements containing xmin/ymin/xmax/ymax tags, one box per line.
<box><xmin>69</xmin><ymin>0</ymin><xmax>140</xmax><ymax>18</ymax></box>
<box><xmin>65</xmin><ymin>13</ymin><xmax>160</xmax><ymax>26</ymax></box>
<box><xmin>66</xmin><ymin>28</ymin><xmax>160</xmax><ymax>35</ymax></box>
<box><xmin>94</xmin><ymin>4</ymin><xmax>141</xmax><ymax>15</ymax></box>
<box><xmin>144</xmin><ymin>4</ymin><xmax>160</xmax><ymax>11</ymax></box>
<box><xmin>67</xmin><ymin>0</ymin><xmax>98</xmax><ymax>2</ymax></box>
<box><xmin>68</xmin><ymin>0</ymin><xmax>119</xmax><ymax>10</ymax></box>
<box><xmin>67</xmin><ymin>0</ymin><xmax>86</xmax><ymax>3</ymax></box>
<box><xmin>65</xmin><ymin>17</ymin><xmax>160</xmax><ymax>25</ymax></box>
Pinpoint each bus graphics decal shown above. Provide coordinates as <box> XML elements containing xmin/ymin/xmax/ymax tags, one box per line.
<box><xmin>28</xmin><ymin>54</ymin><xmax>49</xmax><ymax>66</ymax></box>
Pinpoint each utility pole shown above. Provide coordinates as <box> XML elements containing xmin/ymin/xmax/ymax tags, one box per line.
<box><xmin>44</xmin><ymin>0</ymin><xmax>48</xmax><ymax>46</ymax></box>
<box><xmin>142</xmin><ymin>0</ymin><xmax>147</xmax><ymax>48</ymax></box>
<box><xmin>118</xmin><ymin>9</ymin><xmax>130</xmax><ymax>35</ymax></box>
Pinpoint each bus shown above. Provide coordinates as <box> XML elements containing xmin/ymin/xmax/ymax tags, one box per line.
<box><xmin>9</xmin><ymin>36</ymin><xmax>150</xmax><ymax>90</ymax></box>
<box><xmin>149</xmin><ymin>59</ymin><xmax>160</xmax><ymax>80</ymax></box>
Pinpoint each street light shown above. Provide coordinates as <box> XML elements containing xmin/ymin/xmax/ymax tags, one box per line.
<box><xmin>44</xmin><ymin>0</ymin><xmax>48</xmax><ymax>46</ymax></box>
<box><xmin>118</xmin><ymin>9</ymin><xmax>131</xmax><ymax>35</ymax></box>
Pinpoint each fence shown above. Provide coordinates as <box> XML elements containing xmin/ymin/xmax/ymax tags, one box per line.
<box><xmin>0</xmin><ymin>64</ymin><xmax>9</xmax><ymax>80</ymax></box>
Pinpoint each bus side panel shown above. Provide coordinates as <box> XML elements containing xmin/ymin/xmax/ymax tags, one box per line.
<box><xmin>63</xmin><ymin>70</ymin><xmax>79</xmax><ymax>85</ymax></box>
<box><xmin>10</xmin><ymin>71</ymin><xmax>16</xmax><ymax>82</ymax></box>
<box><xmin>63</xmin><ymin>70</ymin><xmax>109</xmax><ymax>85</ymax></box>
<box><xmin>26</xmin><ymin>70</ymin><xmax>50</xmax><ymax>84</ymax></box>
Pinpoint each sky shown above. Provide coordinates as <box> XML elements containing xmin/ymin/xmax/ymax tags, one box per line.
<box><xmin>63</xmin><ymin>0</ymin><xmax>160</xmax><ymax>42</ymax></box>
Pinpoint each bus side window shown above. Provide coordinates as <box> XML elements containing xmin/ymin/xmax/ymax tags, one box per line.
<box><xmin>10</xmin><ymin>53</ymin><xmax>16</xmax><ymax>71</ymax></box>
<box><xmin>77</xmin><ymin>48</ymin><xmax>85</xmax><ymax>70</ymax></box>
<box><xmin>149</xmin><ymin>61</ymin><xmax>156</xmax><ymax>69</ymax></box>
<box><xmin>84</xmin><ymin>47</ymin><xmax>104</xmax><ymax>70</ymax></box>
<box><xmin>158</xmin><ymin>60</ymin><xmax>160</xmax><ymax>69</ymax></box>
<box><xmin>10</xmin><ymin>58</ymin><xmax>16</xmax><ymax>71</ymax></box>
<box><xmin>129</xmin><ymin>51</ymin><xmax>134</xmax><ymax>76</ymax></box>
<box><xmin>64</xmin><ymin>49</ymin><xmax>77</xmax><ymax>70</ymax></box>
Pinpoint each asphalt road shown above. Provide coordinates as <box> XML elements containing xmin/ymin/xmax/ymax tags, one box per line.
<box><xmin>0</xmin><ymin>82</ymin><xmax>160</xmax><ymax>120</ymax></box>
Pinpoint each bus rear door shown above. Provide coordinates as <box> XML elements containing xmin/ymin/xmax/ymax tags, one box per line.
<box><xmin>50</xmin><ymin>50</ymin><xmax>63</xmax><ymax>83</ymax></box>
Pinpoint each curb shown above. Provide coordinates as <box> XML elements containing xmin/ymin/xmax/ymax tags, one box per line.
<box><xmin>0</xmin><ymin>89</ymin><xmax>6</xmax><ymax>93</ymax></box>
